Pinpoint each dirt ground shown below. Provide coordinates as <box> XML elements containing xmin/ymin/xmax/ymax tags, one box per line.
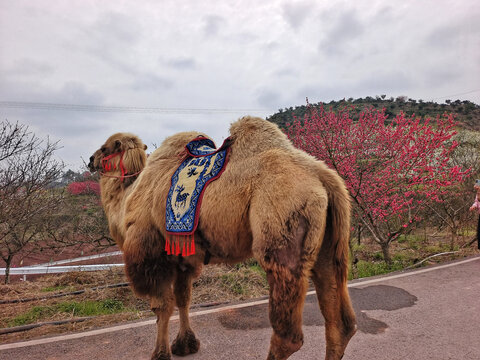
<box><xmin>0</xmin><ymin>263</ymin><xmax>269</xmax><ymax>344</ymax></box>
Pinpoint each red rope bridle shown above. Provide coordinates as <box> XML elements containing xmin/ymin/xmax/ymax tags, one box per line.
<box><xmin>100</xmin><ymin>151</ymin><xmax>141</xmax><ymax>182</ymax></box>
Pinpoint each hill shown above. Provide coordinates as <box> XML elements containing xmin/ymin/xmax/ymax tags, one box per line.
<box><xmin>267</xmin><ymin>96</ymin><xmax>480</xmax><ymax>131</ymax></box>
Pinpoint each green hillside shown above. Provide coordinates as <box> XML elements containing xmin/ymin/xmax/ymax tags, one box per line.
<box><xmin>267</xmin><ymin>96</ymin><xmax>480</xmax><ymax>131</ymax></box>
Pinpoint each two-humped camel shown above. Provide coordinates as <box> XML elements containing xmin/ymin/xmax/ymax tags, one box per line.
<box><xmin>88</xmin><ymin>116</ymin><xmax>356</xmax><ymax>360</ymax></box>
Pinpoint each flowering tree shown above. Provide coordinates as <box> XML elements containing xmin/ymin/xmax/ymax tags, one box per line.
<box><xmin>287</xmin><ymin>105</ymin><xmax>469</xmax><ymax>264</ymax></box>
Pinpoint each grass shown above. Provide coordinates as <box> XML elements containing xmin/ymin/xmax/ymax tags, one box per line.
<box><xmin>220</xmin><ymin>260</ymin><xmax>268</xmax><ymax>296</ymax></box>
<box><xmin>40</xmin><ymin>285</ymin><xmax>69</xmax><ymax>293</ymax></box>
<box><xmin>8</xmin><ymin>299</ymin><xmax>126</xmax><ymax>327</ymax></box>
<box><xmin>458</xmin><ymin>229</ymin><xmax>476</xmax><ymax>237</ymax></box>
<box><xmin>397</xmin><ymin>234</ymin><xmax>426</xmax><ymax>250</ymax></box>
<box><xmin>350</xmin><ymin>260</ymin><xmax>404</xmax><ymax>279</ymax></box>
<box><xmin>348</xmin><ymin>225</ymin><xmax>479</xmax><ymax>280</ymax></box>
<box><xmin>9</xmin><ymin>306</ymin><xmax>56</xmax><ymax>327</ymax></box>
<box><xmin>249</xmin><ymin>263</ymin><xmax>267</xmax><ymax>278</ymax></box>
<box><xmin>221</xmin><ymin>273</ymin><xmax>247</xmax><ymax>295</ymax></box>
<box><xmin>423</xmin><ymin>244</ymin><xmax>459</xmax><ymax>253</ymax></box>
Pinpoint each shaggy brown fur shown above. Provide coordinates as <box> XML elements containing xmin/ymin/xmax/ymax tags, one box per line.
<box><xmin>88</xmin><ymin>116</ymin><xmax>356</xmax><ymax>360</ymax></box>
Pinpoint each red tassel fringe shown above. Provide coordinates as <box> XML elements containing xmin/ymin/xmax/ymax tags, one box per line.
<box><xmin>165</xmin><ymin>234</ymin><xmax>195</xmax><ymax>256</ymax></box>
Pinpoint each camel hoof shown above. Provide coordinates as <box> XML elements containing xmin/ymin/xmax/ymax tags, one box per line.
<box><xmin>150</xmin><ymin>353</ymin><xmax>171</xmax><ymax>360</ymax></box>
<box><xmin>171</xmin><ymin>330</ymin><xmax>200</xmax><ymax>356</ymax></box>
<box><xmin>151</xmin><ymin>345</ymin><xmax>171</xmax><ymax>360</ymax></box>
<box><xmin>267</xmin><ymin>334</ymin><xmax>303</xmax><ymax>360</ymax></box>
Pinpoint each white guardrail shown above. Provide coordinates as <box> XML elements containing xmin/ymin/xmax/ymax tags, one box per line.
<box><xmin>1</xmin><ymin>264</ymin><xmax>124</xmax><ymax>275</ymax></box>
<box><xmin>30</xmin><ymin>251</ymin><xmax>122</xmax><ymax>267</ymax></box>
<box><xmin>0</xmin><ymin>251</ymin><xmax>124</xmax><ymax>276</ymax></box>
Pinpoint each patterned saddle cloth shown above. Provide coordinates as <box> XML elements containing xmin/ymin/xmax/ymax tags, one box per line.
<box><xmin>165</xmin><ymin>137</ymin><xmax>231</xmax><ymax>256</ymax></box>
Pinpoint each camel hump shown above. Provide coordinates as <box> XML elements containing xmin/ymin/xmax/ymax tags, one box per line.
<box><xmin>228</xmin><ymin>116</ymin><xmax>293</xmax><ymax>156</ymax></box>
<box><xmin>148</xmin><ymin>131</ymin><xmax>210</xmax><ymax>162</ymax></box>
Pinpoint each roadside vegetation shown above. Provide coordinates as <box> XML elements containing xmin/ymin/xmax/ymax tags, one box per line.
<box><xmin>8</xmin><ymin>299</ymin><xmax>127</xmax><ymax>327</ymax></box>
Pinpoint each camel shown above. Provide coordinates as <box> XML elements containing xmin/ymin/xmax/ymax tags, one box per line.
<box><xmin>88</xmin><ymin>116</ymin><xmax>356</xmax><ymax>360</ymax></box>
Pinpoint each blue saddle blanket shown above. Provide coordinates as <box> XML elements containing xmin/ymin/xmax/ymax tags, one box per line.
<box><xmin>166</xmin><ymin>137</ymin><xmax>230</xmax><ymax>238</ymax></box>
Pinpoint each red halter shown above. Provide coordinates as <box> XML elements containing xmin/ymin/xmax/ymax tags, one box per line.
<box><xmin>100</xmin><ymin>151</ymin><xmax>141</xmax><ymax>182</ymax></box>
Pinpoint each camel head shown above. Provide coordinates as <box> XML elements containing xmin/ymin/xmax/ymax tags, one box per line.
<box><xmin>88</xmin><ymin>132</ymin><xmax>148</xmax><ymax>182</ymax></box>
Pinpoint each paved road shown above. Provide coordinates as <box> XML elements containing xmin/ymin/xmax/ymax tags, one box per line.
<box><xmin>1</xmin><ymin>256</ymin><xmax>479</xmax><ymax>360</ymax></box>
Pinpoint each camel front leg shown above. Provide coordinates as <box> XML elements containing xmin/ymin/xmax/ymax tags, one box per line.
<box><xmin>171</xmin><ymin>265</ymin><xmax>201</xmax><ymax>356</ymax></box>
<box><xmin>122</xmin><ymin>226</ymin><xmax>176</xmax><ymax>360</ymax></box>
<box><xmin>150</xmin><ymin>287</ymin><xmax>175</xmax><ymax>360</ymax></box>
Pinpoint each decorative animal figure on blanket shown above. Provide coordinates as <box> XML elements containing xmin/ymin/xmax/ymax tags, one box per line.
<box><xmin>174</xmin><ymin>185</ymin><xmax>189</xmax><ymax>209</ymax></box>
<box><xmin>88</xmin><ymin>116</ymin><xmax>356</xmax><ymax>360</ymax></box>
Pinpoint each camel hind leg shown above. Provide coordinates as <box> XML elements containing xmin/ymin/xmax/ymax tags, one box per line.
<box><xmin>252</xmin><ymin>213</ymin><xmax>311</xmax><ymax>360</ymax></box>
<box><xmin>264</xmin><ymin>264</ymin><xmax>308</xmax><ymax>360</ymax></box>
<box><xmin>311</xmin><ymin>248</ymin><xmax>357</xmax><ymax>360</ymax></box>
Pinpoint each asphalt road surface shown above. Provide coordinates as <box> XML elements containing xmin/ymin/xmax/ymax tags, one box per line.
<box><xmin>1</xmin><ymin>256</ymin><xmax>479</xmax><ymax>360</ymax></box>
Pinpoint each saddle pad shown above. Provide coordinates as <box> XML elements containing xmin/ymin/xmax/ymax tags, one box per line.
<box><xmin>165</xmin><ymin>137</ymin><xmax>230</xmax><ymax>255</ymax></box>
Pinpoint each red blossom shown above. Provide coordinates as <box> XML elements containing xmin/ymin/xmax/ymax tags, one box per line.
<box><xmin>67</xmin><ymin>181</ymin><xmax>100</xmax><ymax>196</ymax></box>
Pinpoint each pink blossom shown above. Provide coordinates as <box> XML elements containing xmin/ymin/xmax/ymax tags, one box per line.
<box><xmin>67</xmin><ymin>181</ymin><xmax>100</xmax><ymax>196</ymax></box>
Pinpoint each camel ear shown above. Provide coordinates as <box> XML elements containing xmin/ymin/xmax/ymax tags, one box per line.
<box><xmin>144</xmin><ymin>144</ymin><xmax>148</xmax><ymax>150</ymax></box>
<box><xmin>114</xmin><ymin>140</ymin><xmax>122</xmax><ymax>151</ymax></box>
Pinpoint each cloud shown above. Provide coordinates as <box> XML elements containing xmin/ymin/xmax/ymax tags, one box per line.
<box><xmin>166</xmin><ymin>57</ymin><xmax>197</xmax><ymax>70</ymax></box>
<box><xmin>0</xmin><ymin>78</ymin><xmax>111</xmax><ymax>168</ymax></box>
<box><xmin>129</xmin><ymin>73</ymin><xmax>174</xmax><ymax>92</ymax></box>
<box><xmin>0</xmin><ymin>78</ymin><xmax>104</xmax><ymax>106</ymax></box>
<box><xmin>426</xmin><ymin>25</ymin><xmax>463</xmax><ymax>49</ymax></box>
<box><xmin>55</xmin><ymin>81</ymin><xmax>105</xmax><ymax>105</ymax></box>
<box><xmin>7</xmin><ymin>58</ymin><xmax>55</xmax><ymax>77</ymax></box>
<box><xmin>203</xmin><ymin>15</ymin><xmax>225</xmax><ymax>37</ymax></box>
<box><xmin>355</xmin><ymin>71</ymin><xmax>413</xmax><ymax>95</ymax></box>
<box><xmin>89</xmin><ymin>11</ymin><xmax>142</xmax><ymax>46</ymax></box>
<box><xmin>425</xmin><ymin>16</ymin><xmax>480</xmax><ymax>50</ymax></box>
<box><xmin>274</xmin><ymin>67</ymin><xmax>297</xmax><ymax>77</ymax></box>
<box><xmin>79</xmin><ymin>11</ymin><xmax>144</xmax><ymax>75</ymax></box>
<box><xmin>320</xmin><ymin>10</ymin><xmax>366</xmax><ymax>56</ymax></box>
<box><xmin>256</xmin><ymin>89</ymin><xmax>283</xmax><ymax>109</ymax></box>
<box><xmin>421</xmin><ymin>14</ymin><xmax>480</xmax><ymax>90</ymax></box>
<box><xmin>231</xmin><ymin>31</ymin><xmax>258</xmax><ymax>44</ymax></box>
<box><xmin>264</xmin><ymin>41</ymin><xmax>281</xmax><ymax>51</ymax></box>
<box><xmin>422</xmin><ymin>67</ymin><xmax>462</xmax><ymax>88</ymax></box>
<box><xmin>282</xmin><ymin>1</ymin><xmax>315</xmax><ymax>29</ymax></box>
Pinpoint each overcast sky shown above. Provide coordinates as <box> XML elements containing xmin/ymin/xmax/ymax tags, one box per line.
<box><xmin>1</xmin><ymin>0</ymin><xmax>479</xmax><ymax>170</ymax></box>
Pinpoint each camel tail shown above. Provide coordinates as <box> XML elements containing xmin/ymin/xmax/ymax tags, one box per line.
<box><xmin>315</xmin><ymin>163</ymin><xmax>352</xmax><ymax>284</ymax></box>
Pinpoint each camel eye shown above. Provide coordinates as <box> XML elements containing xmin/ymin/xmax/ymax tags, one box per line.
<box><xmin>101</xmin><ymin>146</ymin><xmax>106</xmax><ymax>153</ymax></box>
